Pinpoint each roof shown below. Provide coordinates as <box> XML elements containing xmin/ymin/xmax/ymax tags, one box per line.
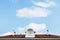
<box><xmin>27</xmin><ymin>28</ymin><xmax>33</xmax><ymax>31</ymax></box>
<box><xmin>0</xmin><ymin>34</ymin><xmax>60</xmax><ymax>38</ymax></box>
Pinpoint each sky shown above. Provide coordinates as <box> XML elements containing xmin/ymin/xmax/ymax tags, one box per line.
<box><xmin>0</xmin><ymin>0</ymin><xmax>60</xmax><ymax>36</ymax></box>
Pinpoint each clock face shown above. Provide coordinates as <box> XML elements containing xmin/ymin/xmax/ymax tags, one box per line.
<box><xmin>25</xmin><ymin>29</ymin><xmax>35</xmax><ymax>37</ymax></box>
<box><xmin>27</xmin><ymin>31</ymin><xmax>32</xmax><ymax>36</ymax></box>
<box><xmin>29</xmin><ymin>32</ymin><xmax>32</xmax><ymax>34</ymax></box>
<box><xmin>25</xmin><ymin>31</ymin><xmax>35</xmax><ymax>37</ymax></box>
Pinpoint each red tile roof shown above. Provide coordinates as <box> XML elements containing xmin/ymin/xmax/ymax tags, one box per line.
<box><xmin>0</xmin><ymin>34</ymin><xmax>60</xmax><ymax>38</ymax></box>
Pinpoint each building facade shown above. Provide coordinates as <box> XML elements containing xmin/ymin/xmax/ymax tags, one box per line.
<box><xmin>0</xmin><ymin>28</ymin><xmax>60</xmax><ymax>40</ymax></box>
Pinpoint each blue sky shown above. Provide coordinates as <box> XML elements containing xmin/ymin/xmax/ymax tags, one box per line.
<box><xmin>0</xmin><ymin>0</ymin><xmax>60</xmax><ymax>36</ymax></box>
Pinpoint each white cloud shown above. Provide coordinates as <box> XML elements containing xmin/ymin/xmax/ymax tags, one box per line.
<box><xmin>32</xmin><ymin>0</ymin><xmax>56</xmax><ymax>8</ymax></box>
<box><xmin>26</xmin><ymin>23</ymin><xmax>46</xmax><ymax>32</ymax></box>
<box><xmin>0</xmin><ymin>32</ymin><xmax>13</xmax><ymax>36</ymax></box>
<box><xmin>18</xmin><ymin>23</ymin><xmax>46</xmax><ymax>33</ymax></box>
<box><xmin>18</xmin><ymin>27</ymin><xmax>25</xmax><ymax>34</ymax></box>
<box><xmin>16</xmin><ymin>7</ymin><xmax>50</xmax><ymax>18</ymax></box>
<box><xmin>16</xmin><ymin>0</ymin><xmax>56</xmax><ymax>18</ymax></box>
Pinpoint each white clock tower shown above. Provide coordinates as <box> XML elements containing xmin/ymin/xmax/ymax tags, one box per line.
<box><xmin>25</xmin><ymin>28</ymin><xmax>35</xmax><ymax>38</ymax></box>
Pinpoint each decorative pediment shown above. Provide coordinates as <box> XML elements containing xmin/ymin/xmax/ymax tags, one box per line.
<box><xmin>25</xmin><ymin>28</ymin><xmax>35</xmax><ymax>38</ymax></box>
